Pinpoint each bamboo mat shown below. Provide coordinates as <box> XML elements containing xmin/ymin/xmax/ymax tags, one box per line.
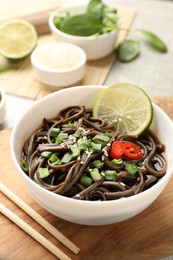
<box><xmin>0</xmin><ymin>6</ymin><xmax>136</xmax><ymax>100</ymax></box>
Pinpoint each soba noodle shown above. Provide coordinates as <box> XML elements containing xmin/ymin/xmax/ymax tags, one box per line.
<box><xmin>21</xmin><ymin>106</ymin><xmax>167</xmax><ymax>201</ymax></box>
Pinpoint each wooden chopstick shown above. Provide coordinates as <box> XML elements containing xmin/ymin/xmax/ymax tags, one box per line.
<box><xmin>0</xmin><ymin>203</ymin><xmax>71</xmax><ymax>260</ymax></box>
<box><xmin>0</xmin><ymin>183</ymin><xmax>79</xmax><ymax>254</ymax></box>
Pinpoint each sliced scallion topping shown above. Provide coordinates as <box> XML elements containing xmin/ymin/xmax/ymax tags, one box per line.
<box><xmin>49</xmin><ymin>153</ymin><xmax>60</xmax><ymax>163</ymax></box>
<box><xmin>41</xmin><ymin>151</ymin><xmax>52</xmax><ymax>158</ymax></box>
<box><xmin>68</xmin><ymin>122</ymin><xmax>76</xmax><ymax>129</ymax></box>
<box><xmin>105</xmin><ymin>170</ymin><xmax>116</xmax><ymax>180</ymax></box>
<box><xmin>21</xmin><ymin>161</ymin><xmax>29</xmax><ymax>172</ymax></box>
<box><xmin>111</xmin><ymin>158</ymin><xmax>123</xmax><ymax>165</ymax></box>
<box><xmin>38</xmin><ymin>167</ymin><xmax>49</xmax><ymax>179</ymax></box>
<box><xmin>71</xmin><ymin>146</ymin><xmax>81</xmax><ymax>158</ymax></box>
<box><xmin>93</xmin><ymin>160</ymin><xmax>104</xmax><ymax>169</ymax></box>
<box><xmin>90</xmin><ymin>142</ymin><xmax>102</xmax><ymax>153</ymax></box>
<box><xmin>90</xmin><ymin>168</ymin><xmax>102</xmax><ymax>181</ymax></box>
<box><xmin>80</xmin><ymin>175</ymin><xmax>92</xmax><ymax>187</ymax></box>
<box><xmin>58</xmin><ymin>132</ymin><xmax>68</xmax><ymax>139</ymax></box>
<box><xmin>61</xmin><ymin>153</ymin><xmax>72</xmax><ymax>164</ymax></box>
<box><xmin>50</xmin><ymin>127</ymin><xmax>60</xmax><ymax>137</ymax></box>
<box><xmin>125</xmin><ymin>163</ymin><xmax>138</xmax><ymax>175</ymax></box>
<box><xmin>137</xmin><ymin>161</ymin><xmax>143</xmax><ymax>167</ymax></box>
<box><xmin>77</xmin><ymin>138</ymin><xmax>88</xmax><ymax>151</ymax></box>
<box><xmin>56</xmin><ymin>137</ymin><xmax>63</xmax><ymax>144</ymax></box>
<box><xmin>93</xmin><ymin>134</ymin><xmax>110</xmax><ymax>144</ymax></box>
<box><xmin>74</xmin><ymin>130</ymin><xmax>81</xmax><ymax>138</ymax></box>
<box><xmin>52</xmin><ymin>159</ymin><xmax>61</xmax><ymax>165</ymax></box>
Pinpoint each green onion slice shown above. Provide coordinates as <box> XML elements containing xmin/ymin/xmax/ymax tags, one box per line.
<box><xmin>38</xmin><ymin>167</ymin><xmax>49</xmax><ymax>179</ymax></box>
<box><xmin>50</xmin><ymin>127</ymin><xmax>60</xmax><ymax>137</ymax></box>
<box><xmin>93</xmin><ymin>160</ymin><xmax>104</xmax><ymax>169</ymax></box>
<box><xmin>80</xmin><ymin>175</ymin><xmax>92</xmax><ymax>187</ymax></box>
<box><xmin>21</xmin><ymin>161</ymin><xmax>29</xmax><ymax>172</ymax></box>
<box><xmin>105</xmin><ymin>170</ymin><xmax>116</xmax><ymax>180</ymax></box>
<box><xmin>90</xmin><ymin>168</ymin><xmax>102</xmax><ymax>181</ymax></box>
<box><xmin>125</xmin><ymin>163</ymin><xmax>138</xmax><ymax>175</ymax></box>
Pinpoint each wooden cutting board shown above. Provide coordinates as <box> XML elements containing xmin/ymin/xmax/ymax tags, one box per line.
<box><xmin>1</xmin><ymin>96</ymin><xmax>173</xmax><ymax>260</ymax></box>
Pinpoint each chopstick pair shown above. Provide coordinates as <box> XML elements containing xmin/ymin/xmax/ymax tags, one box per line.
<box><xmin>0</xmin><ymin>183</ymin><xmax>80</xmax><ymax>260</ymax></box>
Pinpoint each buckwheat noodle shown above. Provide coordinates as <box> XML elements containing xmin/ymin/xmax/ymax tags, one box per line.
<box><xmin>21</xmin><ymin>106</ymin><xmax>167</xmax><ymax>201</ymax></box>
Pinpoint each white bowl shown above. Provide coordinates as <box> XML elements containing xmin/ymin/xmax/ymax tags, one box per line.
<box><xmin>10</xmin><ymin>85</ymin><xmax>173</xmax><ymax>226</ymax></box>
<box><xmin>31</xmin><ymin>42</ymin><xmax>86</xmax><ymax>88</ymax></box>
<box><xmin>48</xmin><ymin>4</ymin><xmax>119</xmax><ymax>60</ymax></box>
<box><xmin>0</xmin><ymin>87</ymin><xmax>6</xmax><ymax>124</ymax></box>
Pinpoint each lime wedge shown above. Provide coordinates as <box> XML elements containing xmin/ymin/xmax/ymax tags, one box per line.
<box><xmin>0</xmin><ymin>19</ymin><xmax>37</xmax><ymax>59</ymax></box>
<box><xmin>93</xmin><ymin>83</ymin><xmax>153</xmax><ymax>136</ymax></box>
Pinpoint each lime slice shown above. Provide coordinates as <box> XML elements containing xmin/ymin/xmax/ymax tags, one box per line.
<box><xmin>93</xmin><ymin>83</ymin><xmax>153</xmax><ymax>136</ymax></box>
<box><xmin>0</xmin><ymin>19</ymin><xmax>37</xmax><ymax>59</ymax></box>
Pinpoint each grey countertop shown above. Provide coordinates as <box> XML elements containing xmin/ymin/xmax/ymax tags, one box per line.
<box><xmin>1</xmin><ymin>0</ymin><xmax>173</xmax><ymax>130</ymax></box>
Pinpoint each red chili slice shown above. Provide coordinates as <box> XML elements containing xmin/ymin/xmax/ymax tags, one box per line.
<box><xmin>122</xmin><ymin>141</ymin><xmax>143</xmax><ymax>160</ymax></box>
<box><xmin>109</xmin><ymin>141</ymin><xmax>125</xmax><ymax>159</ymax></box>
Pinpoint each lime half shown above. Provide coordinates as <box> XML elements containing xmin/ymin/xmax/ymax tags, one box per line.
<box><xmin>93</xmin><ymin>83</ymin><xmax>153</xmax><ymax>136</ymax></box>
<box><xmin>0</xmin><ymin>19</ymin><xmax>37</xmax><ymax>59</ymax></box>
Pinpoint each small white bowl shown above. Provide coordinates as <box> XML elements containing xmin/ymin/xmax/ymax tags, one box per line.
<box><xmin>0</xmin><ymin>87</ymin><xmax>6</xmax><ymax>124</ymax></box>
<box><xmin>49</xmin><ymin>4</ymin><xmax>119</xmax><ymax>60</ymax></box>
<box><xmin>10</xmin><ymin>85</ymin><xmax>173</xmax><ymax>226</ymax></box>
<box><xmin>31</xmin><ymin>42</ymin><xmax>86</xmax><ymax>88</ymax></box>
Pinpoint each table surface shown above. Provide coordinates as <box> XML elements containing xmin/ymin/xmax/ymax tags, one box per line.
<box><xmin>1</xmin><ymin>0</ymin><xmax>173</xmax><ymax>130</ymax></box>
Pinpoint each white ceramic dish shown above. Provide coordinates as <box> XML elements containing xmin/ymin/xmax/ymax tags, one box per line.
<box><xmin>48</xmin><ymin>4</ymin><xmax>119</xmax><ymax>60</ymax></box>
<box><xmin>10</xmin><ymin>85</ymin><xmax>173</xmax><ymax>226</ymax></box>
<box><xmin>31</xmin><ymin>42</ymin><xmax>86</xmax><ymax>88</ymax></box>
<box><xmin>0</xmin><ymin>87</ymin><xmax>6</xmax><ymax>124</ymax></box>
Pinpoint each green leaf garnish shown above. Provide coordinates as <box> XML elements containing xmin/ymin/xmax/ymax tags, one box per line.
<box><xmin>137</xmin><ymin>29</ymin><xmax>167</xmax><ymax>53</ymax></box>
<box><xmin>116</xmin><ymin>39</ymin><xmax>140</xmax><ymax>62</ymax></box>
<box><xmin>54</xmin><ymin>0</ymin><xmax>119</xmax><ymax>37</ymax></box>
<box><xmin>60</xmin><ymin>14</ymin><xmax>103</xmax><ymax>36</ymax></box>
<box><xmin>0</xmin><ymin>64</ymin><xmax>14</xmax><ymax>72</ymax></box>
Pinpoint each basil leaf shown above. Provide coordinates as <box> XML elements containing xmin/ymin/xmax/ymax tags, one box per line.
<box><xmin>60</xmin><ymin>14</ymin><xmax>103</xmax><ymax>36</ymax></box>
<box><xmin>87</xmin><ymin>0</ymin><xmax>104</xmax><ymax>19</ymax></box>
<box><xmin>0</xmin><ymin>64</ymin><xmax>13</xmax><ymax>72</ymax></box>
<box><xmin>87</xmin><ymin>0</ymin><xmax>119</xmax><ymax>31</ymax></box>
<box><xmin>116</xmin><ymin>39</ymin><xmax>140</xmax><ymax>62</ymax></box>
<box><xmin>137</xmin><ymin>29</ymin><xmax>167</xmax><ymax>53</ymax></box>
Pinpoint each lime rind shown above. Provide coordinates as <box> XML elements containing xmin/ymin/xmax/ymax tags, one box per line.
<box><xmin>0</xmin><ymin>19</ymin><xmax>37</xmax><ymax>59</ymax></box>
<box><xmin>93</xmin><ymin>83</ymin><xmax>153</xmax><ymax>136</ymax></box>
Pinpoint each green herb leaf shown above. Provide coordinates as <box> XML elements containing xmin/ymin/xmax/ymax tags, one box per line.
<box><xmin>60</xmin><ymin>14</ymin><xmax>103</xmax><ymax>36</ymax></box>
<box><xmin>87</xmin><ymin>0</ymin><xmax>104</xmax><ymax>19</ymax></box>
<box><xmin>116</xmin><ymin>39</ymin><xmax>140</xmax><ymax>62</ymax></box>
<box><xmin>87</xmin><ymin>0</ymin><xmax>118</xmax><ymax>33</ymax></box>
<box><xmin>137</xmin><ymin>29</ymin><xmax>167</xmax><ymax>53</ymax></box>
<box><xmin>0</xmin><ymin>64</ymin><xmax>14</xmax><ymax>72</ymax></box>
